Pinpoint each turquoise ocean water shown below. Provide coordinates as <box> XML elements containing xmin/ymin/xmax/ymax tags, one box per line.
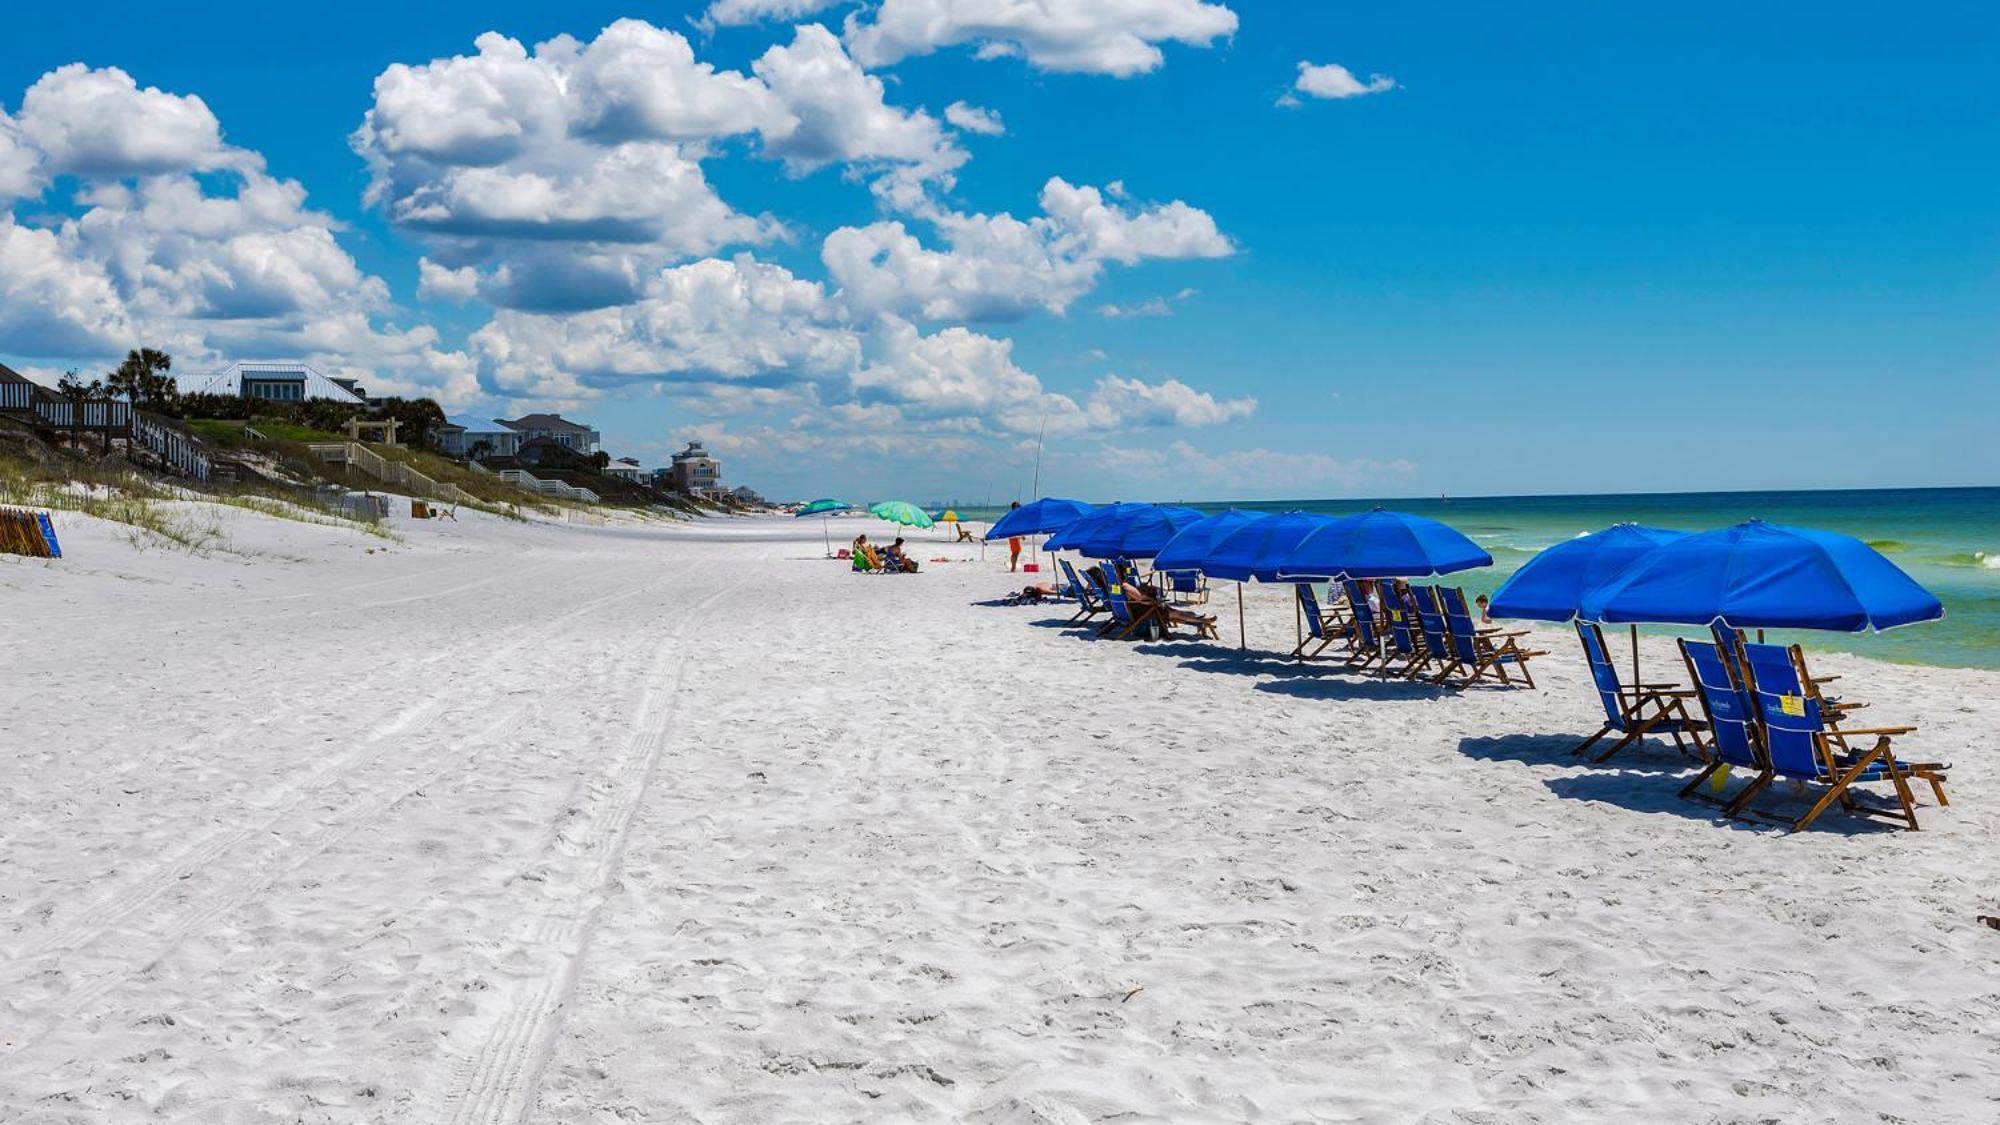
<box><xmin>950</xmin><ymin>488</ymin><xmax>2000</xmax><ymax>670</ymax></box>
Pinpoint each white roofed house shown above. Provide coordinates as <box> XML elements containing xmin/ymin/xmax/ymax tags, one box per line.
<box><xmin>437</xmin><ymin>416</ymin><xmax>523</xmax><ymax>461</ymax></box>
<box><xmin>176</xmin><ymin>360</ymin><xmax>367</xmax><ymax>406</ymax></box>
<box><xmin>602</xmin><ymin>456</ymin><xmax>647</xmax><ymax>483</ymax></box>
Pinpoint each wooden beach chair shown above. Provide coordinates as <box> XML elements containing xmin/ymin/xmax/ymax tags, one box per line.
<box><xmin>1571</xmin><ymin>622</ymin><xmax>1702</xmax><ymax>763</ymax></box>
<box><xmin>1093</xmin><ymin>572</ymin><xmax>1166</xmax><ymax>640</ymax></box>
<box><xmin>1677</xmin><ymin>639</ymin><xmax>1769</xmax><ymax>815</ymax></box>
<box><xmin>1732</xmin><ymin>642</ymin><xmax>1948</xmax><ymax>832</ymax></box>
<box><xmin>1291</xmin><ymin>583</ymin><xmax>1348</xmax><ymax>661</ymax></box>
<box><xmin>1060</xmin><ymin>560</ymin><xmax>1108</xmax><ymax>623</ymax></box>
<box><xmin>1381</xmin><ymin>585</ymin><xmax>1435</xmax><ymax>679</ymax></box>
<box><xmin>1411</xmin><ymin>585</ymin><xmax>1455</xmax><ymax>675</ymax></box>
<box><xmin>1433</xmin><ymin>587</ymin><xmax>1543</xmax><ymax>687</ymax></box>
<box><xmin>1340</xmin><ymin>579</ymin><xmax>1385</xmax><ymax>671</ymax></box>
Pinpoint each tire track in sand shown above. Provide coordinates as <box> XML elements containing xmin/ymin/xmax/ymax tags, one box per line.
<box><xmin>11</xmin><ymin>572</ymin><xmax>676</xmax><ymax>967</ymax></box>
<box><xmin>438</xmin><ymin>576</ymin><xmax>742</xmax><ymax>1125</ymax></box>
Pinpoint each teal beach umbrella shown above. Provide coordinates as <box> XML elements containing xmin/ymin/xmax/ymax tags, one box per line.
<box><xmin>869</xmin><ymin>500</ymin><xmax>936</xmax><ymax>529</ymax></box>
<box><xmin>796</xmin><ymin>498</ymin><xmax>853</xmax><ymax>557</ymax></box>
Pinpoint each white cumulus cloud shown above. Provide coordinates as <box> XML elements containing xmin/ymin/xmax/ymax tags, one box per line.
<box><xmin>1286</xmin><ymin>61</ymin><xmax>1397</xmax><ymax>104</ymax></box>
<box><xmin>823</xmin><ymin>177</ymin><xmax>1231</xmax><ymax>321</ymax></box>
<box><xmin>945</xmin><ymin>101</ymin><xmax>1004</xmax><ymax>135</ymax></box>
<box><xmin>845</xmin><ymin>0</ymin><xmax>1239</xmax><ymax>76</ymax></box>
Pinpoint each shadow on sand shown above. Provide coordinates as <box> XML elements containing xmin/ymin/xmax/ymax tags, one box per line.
<box><xmin>1456</xmin><ymin>734</ymin><xmax>1895</xmax><ymax>834</ymax></box>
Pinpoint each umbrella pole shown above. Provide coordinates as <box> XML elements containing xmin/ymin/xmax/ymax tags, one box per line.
<box><xmin>1238</xmin><ymin>582</ymin><xmax>1247</xmax><ymax>650</ymax></box>
<box><xmin>1294</xmin><ymin>585</ymin><xmax>1302</xmax><ymax>657</ymax></box>
<box><xmin>1631</xmin><ymin>623</ymin><xmax>1640</xmax><ymax>687</ymax></box>
<box><xmin>823</xmin><ymin>515</ymin><xmax>832</xmax><ymax>558</ymax></box>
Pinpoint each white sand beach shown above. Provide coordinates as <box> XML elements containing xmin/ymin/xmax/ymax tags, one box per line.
<box><xmin>2</xmin><ymin>507</ymin><xmax>1996</xmax><ymax>1123</ymax></box>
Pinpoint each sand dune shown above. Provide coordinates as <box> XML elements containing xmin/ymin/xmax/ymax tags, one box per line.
<box><xmin>2</xmin><ymin>509</ymin><xmax>1995</xmax><ymax>1122</ymax></box>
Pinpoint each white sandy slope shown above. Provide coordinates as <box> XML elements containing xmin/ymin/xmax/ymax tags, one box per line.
<box><xmin>1</xmin><ymin>508</ymin><xmax>1995</xmax><ymax>1123</ymax></box>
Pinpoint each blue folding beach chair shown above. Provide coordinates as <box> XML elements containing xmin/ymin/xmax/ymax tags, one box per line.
<box><xmin>1570</xmin><ymin>621</ymin><xmax>1702</xmax><ymax>763</ymax></box>
<box><xmin>1094</xmin><ymin>571</ymin><xmax>1166</xmax><ymax>641</ymax></box>
<box><xmin>1732</xmin><ymin>642</ymin><xmax>1948</xmax><ymax>832</ymax></box>
<box><xmin>1339</xmin><ymin>580</ymin><xmax>1384</xmax><ymax>670</ymax></box>
<box><xmin>1380</xmin><ymin>586</ymin><xmax>1432</xmax><ymax>678</ymax></box>
<box><xmin>1291</xmin><ymin>583</ymin><xmax>1347</xmax><ymax>661</ymax></box>
<box><xmin>1434</xmin><ymin>587</ymin><xmax>1541</xmax><ymax>687</ymax></box>
<box><xmin>1060</xmin><ymin>559</ymin><xmax>1107</xmax><ymax>623</ymax></box>
<box><xmin>1160</xmin><ymin>569</ymin><xmax>1208</xmax><ymax>606</ymax></box>
<box><xmin>1411</xmin><ymin>585</ymin><xmax>1453</xmax><ymax>671</ymax></box>
<box><xmin>1677</xmin><ymin>639</ymin><xmax>1767</xmax><ymax>813</ymax></box>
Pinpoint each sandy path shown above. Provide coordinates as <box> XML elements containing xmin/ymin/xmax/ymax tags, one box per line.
<box><xmin>2</xmin><ymin>511</ymin><xmax>1996</xmax><ymax>1123</ymax></box>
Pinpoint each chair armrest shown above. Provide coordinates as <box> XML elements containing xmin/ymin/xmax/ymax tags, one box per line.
<box><xmin>1832</xmin><ymin>726</ymin><xmax>1918</xmax><ymax>737</ymax></box>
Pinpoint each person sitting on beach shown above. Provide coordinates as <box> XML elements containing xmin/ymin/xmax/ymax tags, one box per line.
<box><xmin>884</xmin><ymin>537</ymin><xmax>920</xmax><ymax>573</ymax></box>
<box><xmin>1123</xmin><ymin>580</ymin><xmax>1218</xmax><ymax>636</ymax></box>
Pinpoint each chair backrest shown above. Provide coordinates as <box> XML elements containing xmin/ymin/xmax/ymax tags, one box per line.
<box><xmin>1385</xmin><ymin>587</ymin><xmax>1419</xmax><ymax>656</ymax></box>
<box><xmin>1094</xmin><ymin>571</ymin><xmax>1133</xmax><ymax>623</ymax></box>
<box><xmin>1298</xmin><ymin>584</ymin><xmax>1329</xmax><ymax>639</ymax></box>
<box><xmin>1680</xmin><ymin>639</ymin><xmax>1760</xmax><ymax>768</ymax></box>
<box><xmin>1060</xmin><ymin>559</ymin><xmax>1098</xmax><ymax>607</ymax></box>
<box><xmin>1740</xmin><ymin>642</ymin><xmax>1828</xmax><ymax>779</ymax></box>
<box><xmin>1411</xmin><ymin>586</ymin><xmax>1451</xmax><ymax>660</ymax></box>
<box><xmin>1166</xmin><ymin>570</ymin><xmax>1202</xmax><ymax>594</ymax></box>
<box><xmin>1574</xmin><ymin>622</ymin><xmax>1628</xmax><ymax>729</ymax></box>
<box><xmin>1439</xmin><ymin>591</ymin><xmax>1483</xmax><ymax>663</ymax></box>
<box><xmin>1342</xmin><ymin>580</ymin><xmax>1379</xmax><ymax>647</ymax></box>
<box><xmin>853</xmin><ymin>551</ymin><xmax>874</xmax><ymax>572</ymax></box>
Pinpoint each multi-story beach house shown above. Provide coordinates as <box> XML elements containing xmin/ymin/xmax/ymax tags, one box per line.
<box><xmin>499</xmin><ymin>413</ymin><xmax>601</xmax><ymax>455</ymax></box>
<box><xmin>175</xmin><ymin>360</ymin><xmax>368</xmax><ymax>406</ymax></box>
<box><xmin>667</xmin><ymin>440</ymin><xmax>722</xmax><ymax>497</ymax></box>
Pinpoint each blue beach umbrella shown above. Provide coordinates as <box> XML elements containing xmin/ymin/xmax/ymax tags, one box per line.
<box><xmin>1153</xmin><ymin>510</ymin><xmax>1268</xmax><ymax>573</ymax></box>
<box><xmin>1488</xmin><ymin>523</ymin><xmax>1689</xmax><ymax>682</ymax></box>
<box><xmin>1088</xmin><ymin>505</ymin><xmax>1207</xmax><ymax>560</ymax></box>
<box><xmin>1045</xmin><ymin>502</ymin><xmax>1150</xmax><ymax>553</ymax></box>
<box><xmin>1153</xmin><ymin>509</ymin><xmax>1270</xmax><ymax>648</ymax></box>
<box><xmin>987</xmin><ymin>497</ymin><xmax>1095</xmax><ymax>540</ymax></box>
<box><xmin>1578</xmin><ymin>520</ymin><xmax>1945</xmax><ymax>633</ymax></box>
<box><xmin>1203</xmin><ymin>511</ymin><xmax>1339</xmax><ymax>582</ymax></box>
<box><xmin>1277</xmin><ymin>508</ymin><xmax>1492</xmax><ymax>580</ymax></box>
<box><xmin>1489</xmin><ymin>524</ymin><xmax>1688</xmax><ymax>621</ymax></box>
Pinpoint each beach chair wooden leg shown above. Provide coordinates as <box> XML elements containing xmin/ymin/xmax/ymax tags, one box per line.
<box><xmin>1678</xmin><ymin>759</ymin><xmax>1734</xmax><ymax>803</ymax></box>
<box><xmin>1721</xmin><ymin>769</ymin><xmax>1777</xmax><ymax>820</ymax></box>
<box><xmin>1786</xmin><ymin>739</ymin><xmax>1908</xmax><ymax>833</ymax></box>
<box><xmin>1573</xmin><ymin>725</ymin><xmax>1614</xmax><ymax>757</ymax></box>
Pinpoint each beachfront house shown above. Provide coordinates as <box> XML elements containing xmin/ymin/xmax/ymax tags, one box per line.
<box><xmin>667</xmin><ymin>440</ymin><xmax>722</xmax><ymax>497</ymax></box>
<box><xmin>175</xmin><ymin>360</ymin><xmax>368</xmax><ymax>406</ymax></box>
<box><xmin>437</xmin><ymin>415</ymin><xmax>523</xmax><ymax>461</ymax></box>
<box><xmin>603</xmin><ymin>456</ymin><xmax>647</xmax><ymax>483</ymax></box>
<box><xmin>500</xmin><ymin>413</ymin><xmax>600</xmax><ymax>455</ymax></box>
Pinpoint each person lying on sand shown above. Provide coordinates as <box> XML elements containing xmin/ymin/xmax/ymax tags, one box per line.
<box><xmin>1005</xmin><ymin>582</ymin><xmax>1062</xmax><ymax>604</ymax></box>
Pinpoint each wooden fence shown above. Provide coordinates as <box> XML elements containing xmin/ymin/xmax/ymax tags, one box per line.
<box><xmin>306</xmin><ymin>442</ymin><xmax>481</xmax><ymax>507</ymax></box>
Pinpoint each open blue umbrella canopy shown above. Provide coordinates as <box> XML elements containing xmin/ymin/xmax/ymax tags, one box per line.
<box><xmin>1202</xmin><ymin>511</ymin><xmax>1339</xmax><ymax>582</ymax></box>
<box><xmin>1152</xmin><ymin>509</ymin><xmax>1269</xmax><ymax>573</ymax></box>
<box><xmin>987</xmin><ymin>497</ymin><xmax>1095</xmax><ymax>540</ymax></box>
<box><xmin>1577</xmin><ymin>520</ymin><xmax>1945</xmax><ymax>632</ymax></box>
<box><xmin>794</xmin><ymin>498</ymin><xmax>851</xmax><ymax>517</ymax></box>
<box><xmin>1086</xmin><ymin>505</ymin><xmax>1206</xmax><ymax>560</ymax></box>
<box><xmin>1277</xmin><ymin>508</ymin><xmax>1492</xmax><ymax>579</ymax></box>
<box><xmin>1487</xmin><ymin>524</ymin><xmax>1688</xmax><ymax>621</ymax></box>
<box><xmin>1045</xmin><ymin>502</ymin><xmax>1149</xmax><ymax>553</ymax></box>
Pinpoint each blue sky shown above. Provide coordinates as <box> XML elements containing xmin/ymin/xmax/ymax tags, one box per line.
<box><xmin>3</xmin><ymin>1</ymin><xmax>1994</xmax><ymax>504</ymax></box>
